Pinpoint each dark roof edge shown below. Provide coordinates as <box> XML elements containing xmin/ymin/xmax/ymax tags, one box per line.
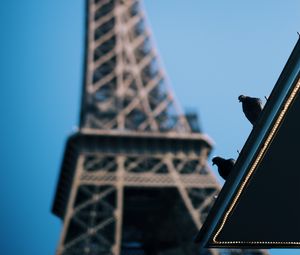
<box><xmin>195</xmin><ymin>37</ymin><xmax>300</xmax><ymax>246</ymax></box>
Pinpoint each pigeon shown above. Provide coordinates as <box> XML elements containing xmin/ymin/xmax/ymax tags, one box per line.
<box><xmin>212</xmin><ymin>156</ymin><xmax>235</xmax><ymax>180</ymax></box>
<box><xmin>238</xmin><ymin>95</ymin><xmax>263</xmax><ymax>125</ymax></box>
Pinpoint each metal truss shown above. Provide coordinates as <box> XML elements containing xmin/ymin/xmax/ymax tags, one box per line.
<box><xmin>54</xmin><ymin>1</ymin><xmax>269</xmax><ymax>255</ymax></box>
<box><xmin>57</xmin><ymin>152</ymin><xmax>220</xmax><ymax>255</ymax></box>
<box><xmin>80</xmin><ymin>0</ymin><xmax>190</xmax><ymax>132</ymax></box>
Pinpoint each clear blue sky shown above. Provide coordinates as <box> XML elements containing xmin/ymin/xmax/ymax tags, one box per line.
<box><xmin>0</xmin><ymin>1</ymin><xmax>299</xmax><ymax>255</ymax></box>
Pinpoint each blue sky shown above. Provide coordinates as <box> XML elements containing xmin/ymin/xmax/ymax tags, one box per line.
<box><xmin>0</xmin><ymin>1</ymin><xmax>299</xmax><ymax>255</ymax></box>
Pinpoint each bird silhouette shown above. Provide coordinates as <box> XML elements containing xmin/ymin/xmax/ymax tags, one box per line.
<box><xmin>238</xmin><ymin>95</ymin><xmax>263</xmax><ymax>125</ymax></box>
<box><xmin>212</xmin><ymin>156</ymin><xmax>235</xmax><ymax>180</ymax></box>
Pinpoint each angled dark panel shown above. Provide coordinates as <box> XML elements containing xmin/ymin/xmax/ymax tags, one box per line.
<box><xmin>195</xmin><ymin>38</ymin><xmax>300</xmax><ymax>249</ymax></box>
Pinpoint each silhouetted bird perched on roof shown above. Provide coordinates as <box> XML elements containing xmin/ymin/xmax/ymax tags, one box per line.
<box><xmin>212</xmin><ymin>157</ymin><xmax>235</xmax><ymax>180</ymax></box>
<box><xmin>238</xmin><ymin>95</ymin><xmax>263</xmax><ymax>125</ymax></box>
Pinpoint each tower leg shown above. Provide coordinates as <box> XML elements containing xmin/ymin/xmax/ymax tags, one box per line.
<box><xmin>56</xmin><ymin>156</ymin><xmax>85</xmax><ymax>255</ymax></box>
<box><xmin>56</xmin><ymin>155</ymin><xmax>125</xmax><ymax>255</ymax></box>
<box><xmin>112</xmin><ymin>156</ymin><xmax>125</xmax><ymax>255</ymax></box>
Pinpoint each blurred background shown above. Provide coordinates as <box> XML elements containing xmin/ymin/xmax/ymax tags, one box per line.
<box><xmin>0</xmin><ymin>1</ymin><xmax>299</xmax><ymax>254</ymax></box>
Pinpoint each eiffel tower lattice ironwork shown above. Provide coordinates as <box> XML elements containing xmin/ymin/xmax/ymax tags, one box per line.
<box><xmin>52</xmin><ymin>1</ymin><xmax>269</xmax><ymax>255</ymax></box>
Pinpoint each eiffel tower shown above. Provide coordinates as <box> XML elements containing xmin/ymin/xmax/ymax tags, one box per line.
<box><xmin>52</xmin><ymin>1</ymin><xmax>268</xmax><ymax>255</ymax></box>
